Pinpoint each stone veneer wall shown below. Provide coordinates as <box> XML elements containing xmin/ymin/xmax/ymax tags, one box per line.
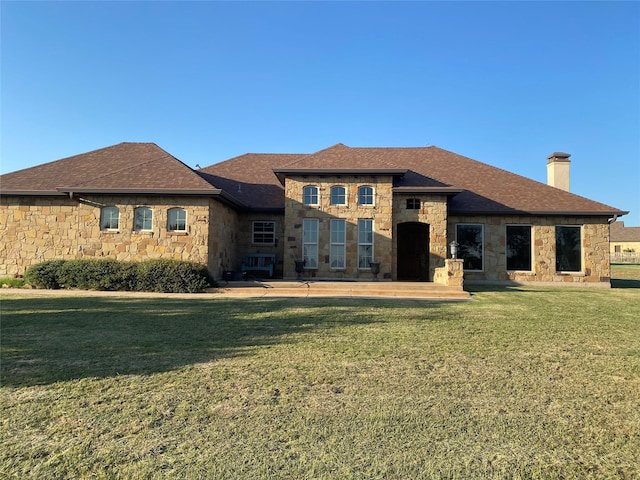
<box><xmin>0</xmin><ymin>195</ymin><xmax>236</xmax><ymax>278</ymax></box>
<box><xmin>234</xmin><ymin>212</ymin><xmax>285</xmax><ymax>276</ymax></box>
<box><xmin>392</xmin><ymin>194</ymin><xmax>449</xmax><ymax>281</ymax></box>
<box><xmin>448</xmin><ymin>215</ymin><xmax>611</xmax><ymax>285</ymax></box>
<box><xmin>282</xmin><ymin>175</ymin><xmax>394</xmax><ymax>279</ymax></box>
<box><xmin>207</xmin><ymin>199</ymin><xmax>239</xmax><ymax>280</ymax></box>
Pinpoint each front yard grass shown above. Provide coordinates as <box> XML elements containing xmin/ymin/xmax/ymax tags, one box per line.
<box><xmin>1</xmin><ymin>268</ymin><xmax>639</xmax><ymax>479</ymax></box>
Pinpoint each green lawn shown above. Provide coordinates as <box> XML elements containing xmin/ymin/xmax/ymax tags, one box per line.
<box><xmin>1</xmin><ymin>268</ymin><xmax>639</xmax><ymax>479</ymax></box>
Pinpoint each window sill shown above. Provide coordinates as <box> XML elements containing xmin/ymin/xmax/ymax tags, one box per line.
<box><xmin>168</xmin><ymin>231</ymin><xmax>188</xmax><ymax>236</ymax></box>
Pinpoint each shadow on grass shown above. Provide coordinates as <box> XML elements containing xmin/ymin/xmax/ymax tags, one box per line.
<box><xmin>0</xmin><ymin>296</ymin><xmax>440</xmax><ymax>387</ymax></box>
<box><xmin>612</xmin><ymin>278</ymin><xmax>640</xmax><ymax>288</ymax></box>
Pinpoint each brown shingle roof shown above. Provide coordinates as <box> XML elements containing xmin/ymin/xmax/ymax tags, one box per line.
<box><xmin>610</xmin><ymin>221</ymin><xmax>640</xmax><ymax>242</ymax></box>
<box><xmin>1</xmin><ymin>142</ymin><xmax>627</xmax><ymax>218</ymax></box>
<box><xmin>267</xmin><ymin>144</ymin><xmax>625</xmax><ymax>216</ymax></box>
<box><xmin>0</xmin><ymin>142</ymin><xmax>220</xmax><ymax>195</ymax></box>
<box><xmin>199</xmin><ymin>153</ymin><xmax>306</xmax><ymax>210</ymax></box>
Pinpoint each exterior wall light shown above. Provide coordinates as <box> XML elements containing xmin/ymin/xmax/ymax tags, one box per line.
<box><xmin>450</xmin><ymin>240</ymin><xmax>459</xmax><ymax>259</ymax></box>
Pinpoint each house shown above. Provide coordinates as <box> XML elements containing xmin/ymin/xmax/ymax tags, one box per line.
<box><xmin>0</xmin><ymin>142</ymin><xmax>628</xmax><ymax>286</ymax></box>
<box><xmin>610</xmin><ymin>221</ymin><xmax>640</xmax><ymax>264</ymax></box>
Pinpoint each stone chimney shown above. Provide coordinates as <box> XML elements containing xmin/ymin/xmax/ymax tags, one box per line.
<box><xmin>547</xmin><ymin>152</ymin><xmax>571</xmax><ymax>192</ymax></box>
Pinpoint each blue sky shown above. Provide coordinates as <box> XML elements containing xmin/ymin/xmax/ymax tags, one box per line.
<box><xmin>2</xmin><ymin>1</ymin><xmax>639</xmax><ymax>225</ymax></box>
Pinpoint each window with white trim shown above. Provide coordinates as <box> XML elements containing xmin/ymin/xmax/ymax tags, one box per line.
<box><xmin>358</xmin><ymin>186</ymin><xmax>374</xmax><ymax>206</ymax></box>
<box><xmin>555</xmin><ymin>225</ymin><xmax>582</xmax><ymax>272</ymax></box>
<box><xmin>358</xmin><ymin>219</ymin><xmax>374</xmax><ymax>269</ymax></box>
<box><xmin>330</xmin><ymin>186</ymin><xmax>346</xmax><ymax>206</ymax></box>
<box><xmin>168</xmin><ymin>208</ymin><xmax>187</xmax><ymax>232</ymax></box>
<box><xmin>303</xmin><ymin>218</ymin><xmax>319</xmax><ymax>268</ymax></box>
<box><xmin>330</xmin><ymin>219</ymin><xmax>346</xmax><ymax>269</ymax></box>
<box><xmin>134</xmin><ymin>207</ymin><xmax>153</xmax><ymax>231</ymax></box>
<box><xmin>101</xmin><ymin>207</ymin><xmax>120</xmax><ymax>231</ymax></box>
<box><xmin>456</xmin><ymin>223</ymin><xmax>484</xmax><ymax>271</ymax></box>
<box><xmin>252</xmin><ymin>221</ymin><xmax>276</xmax><ymax>245</ymax></box>
<box><xmin>506</xmin><ymin>225</ymin><xmax>532</xmax><ymax>271</ymax></box>
<box><xmin>303</xmin><ymin>185</ymin><xmax>319</xmax><ymax>205</ymax></box>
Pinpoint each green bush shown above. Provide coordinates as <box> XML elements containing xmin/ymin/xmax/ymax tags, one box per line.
<box><xmin>24</xmin><ymin>260</ymin><xmax>66</xmax><ymax>289</ymax></box>
<box><xmin>59</xmin><ymin>259</ymin><xmax>131</xmax><ymax>291</ymax></box>
<box><xmin>23</xmin><ymin>259</ymin><xmax>214</xmax><ymax>293</ymax></box>
<box><xmin>135</xmin><ymin>259</ymin><xmax>213</xmax><ymax>293</ymax></box>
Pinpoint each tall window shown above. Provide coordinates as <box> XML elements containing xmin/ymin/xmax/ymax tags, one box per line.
<box><xmin>330</xmin><ymin>219</ymin><xmax>346</xmax><ymax>269</ymax></box>
<box><xmin>456</xmin><ymin>224</ymin><xmax>484</xmax><ymax>271</ymax></box>
<box><xmin>556</xmin><ymin>226</ymin><xmax>582</xmax><ymax>272</ymax></box>
<box><xmin>330</xmin><ymin>186</ymin><xmax>346</xmax><ymax>206</ymax></box>
<box><xmin>506</xmin><ymin>225</ymin><xmax>532</xmax><ymax>271</ymax></box>
<box><xmin>358</xmin><ymin>219</ymin><xmax>374</xmax><ymax>269</ymax></box>
<box><xmin>253</xmin><ymin>221</ymin><xmax>275</xmax><ymax>244</ymax></box>
<box><xmin>303</xmin><ymin>219</ymin><xmax>319</xmax><ymax>268</ymax></box>
<box><xmin>167</xmin><ymin>208</ymin><xmax>187</xmax><ymax>232</ymax></box>
<box><xmin>303</xmin><ymin>185</ymin><xmax>318</xmax><ymax>205</ymax></box>
<box><xmin>101</xmin><ymin>207</ymin><xmax>120</xmax><ymax>231</ymax></box>
<box><xmin>358</xmin><ymin>186</ymin><xmax>374</xmax><ymax>205</ymax></box>
<box><xmin>134</xmin><ymin>207</ymin><xmax>153</xmax><ymax>231</ymax></box>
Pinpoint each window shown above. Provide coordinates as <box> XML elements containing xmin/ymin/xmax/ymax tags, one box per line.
<box><xmin>358</xmin><ymin>186</ymin><xmax>374</xmax><ymax>205</ymax></box>
<box><xmin>506</xmin><ymin>225</ymin><xmax>532</xmax><ymax>271</ymax></box>
<box><xmin>556</xmin><ymin>226</ymin><xmax>582</xmax><ymax>272</ymax></box>
<box><xmin>101</xmin><ymin>207</ymin><xmax>120</xmax><ymax>230</ymax></box>
<box><xmin>456</xmin><ymin>224</ymin><xmax>484</xmax><ymax>271</ymax></box>
<box><xmin>303</xmin><ymin>185</ymin><xmax>319</xmax><ymax>205</ymax></box>
<box><xmin>406</xmin><ymin>198</ymin><xmax>420</xmax><ymax>210</ymax></box>
<box><xmin>330</xmin><ymin>186</ymin><xmax>346</xmax><ymax>206</ymax></box>
<box><xmin>303</xmin><ymin>219</ymin><xmax>319</xmax><ymax>268</ymax></box>
<box><xmin>253</xmin><ymin>221</ymin><xmax>275</xmax><ymax>245</ymax></box>
<box><xmin>330</xmin><ymin>219</ymin><xmax>346</xmax><ymax>269</ymax></box>
<box><xmin>168</xmin><ymin>208</ymin><xmax>187</xmax><ymax>232</ymax></box>
<box><xmin>134</xmin><ymin>207</ymin><xmax>153</xmax><ymax>231</ymax></box>
<box><xmin>358</xmin><ymin>219</ymin><xmax>374</xmax><ymax>269</ymax></box>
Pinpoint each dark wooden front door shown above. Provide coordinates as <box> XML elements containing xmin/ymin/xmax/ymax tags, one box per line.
<box><xmin>397</xmin><ymin>222</ymin><xmax>430</xmax><ymax>281</ymax></box>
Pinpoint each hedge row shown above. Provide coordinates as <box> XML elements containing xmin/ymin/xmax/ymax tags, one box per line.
<box><xmin>24</xmin><ymin>259</ymin><xmax>215</xmax><ymax>293</ymax></box>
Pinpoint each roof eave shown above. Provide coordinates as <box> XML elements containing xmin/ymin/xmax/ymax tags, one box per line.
<box><xmin>393</xmin><ymin>186</ymin><xmax>463</xmax><ymax>196</ymax></box>
<box><xmin>1</xmin><ymin>190</ymin><xmax>67</xmax><ymax>196</ymax></box>
<box><xmin>273</xmin><ymin>168</ymin><xmax>408</xmax><ymax>185</ymax></box>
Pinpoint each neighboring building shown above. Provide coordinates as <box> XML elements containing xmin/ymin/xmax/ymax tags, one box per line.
<box><xmin>610</xmin><ymin>221</ymin><xmax>640</xmax><ymax>263</ymax></box>
<box><xmin>0</xmin><ymin>142</ymin><xmax>628</xmax><ymax>286</ymax></box>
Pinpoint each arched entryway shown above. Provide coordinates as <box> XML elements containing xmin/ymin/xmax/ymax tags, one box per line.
<box><xmin>397</xmin><ymin>222</ymin><xmax>430</xmax><ymax>281</ymax></box>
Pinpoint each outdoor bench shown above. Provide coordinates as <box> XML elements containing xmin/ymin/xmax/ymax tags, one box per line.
<box><xmin>241</xmin><ymin>253</ymin><xmax>276</xmax><ymax>278</ymax></box>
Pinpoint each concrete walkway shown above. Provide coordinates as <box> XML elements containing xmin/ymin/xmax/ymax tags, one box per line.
<box><xmin>1</xmin><ymin>281</ymin><xmax>471</xmax><ymax>301</ymax></box>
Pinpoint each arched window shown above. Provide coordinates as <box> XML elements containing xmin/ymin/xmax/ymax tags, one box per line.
<box><xmin>302</xmin><ymin>185</ymin><xmax>318</xmax><ymax>205</ymax></box>
<box><xmin>168</xmin><ymin>208</ymin><xmax>187</xmax><ymax>232</ymax></box>
<box><xmin>100</xmin><ymin>207</ymin><xmax>120</xmax><ymax>231</ymax></box>
<box><xmin>330</xmin><ymin>186</ymin><xmax>346</xmax><ymax>205</ymax></box>
<box><xmin>134</xmin><ymin>207</ymin><xmax>153</xmax><ymax>231</ymax></box>
<box><xmin>358</xmin><ymin>186</ymin><xmax>374</xmax><ymax>205</ymax></box>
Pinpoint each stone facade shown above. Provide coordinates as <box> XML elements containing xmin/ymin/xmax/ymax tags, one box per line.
<box><xmin>0</xmin><ymin>195</ymin><xmax>237</xmax><ymax>279</ymax></box>
<box><xmin>0</xmin><ymin>192</ymin><xmax>615</xmax><ymax>287</ymax></box>
<box><xmin>282</xmin><ymin>175</ymin><xmax>394</xmax><ymax>279</ymax></box>
<box><xmin>392</xmin><ymin>194</ymin><xmax>449</xmax><ymax>281</ymax></box>
<box><xmin>448</xmin><ymin>215</ymin><xmax>611</xmax><ymax>285</ymax></box>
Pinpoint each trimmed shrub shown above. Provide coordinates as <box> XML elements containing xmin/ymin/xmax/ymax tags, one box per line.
<box><xmin>0</xmin><ymin>277</ymin><xmax>26</xmax><ymax>288</ymax></box>
<box><xmin>23</xmin><ymin>258</ymin><xmax>214</xmax><ymax>293</ymax></box>
<box><xmin>59</xmin><ymin>259</ymin><xmax>130</xmax><ymax>291</ymax></box>
<box><xmin>135</xmin><ymin>259</ymin><xmax>213</xmax><ymax>293</ymax></box>
<box><xmin>24</xmin><ymin>260</ymin><xmax>66</xmax><ymax>289</ymax></box>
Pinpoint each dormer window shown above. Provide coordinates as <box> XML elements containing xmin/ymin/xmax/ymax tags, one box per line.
<box><xmin>302</xmin><ymin>185</ymin><xmax>319</xmax><ymax>205</ymax></box>
<box><xmin>330</xmin><ymin>186</ymin><xmax>346</xmax><ymax>205</ymax></box>
<box><xmin>358</xmin><ymin>186</ymin><xmax>374</xmax><ymax>206</ymax></box>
